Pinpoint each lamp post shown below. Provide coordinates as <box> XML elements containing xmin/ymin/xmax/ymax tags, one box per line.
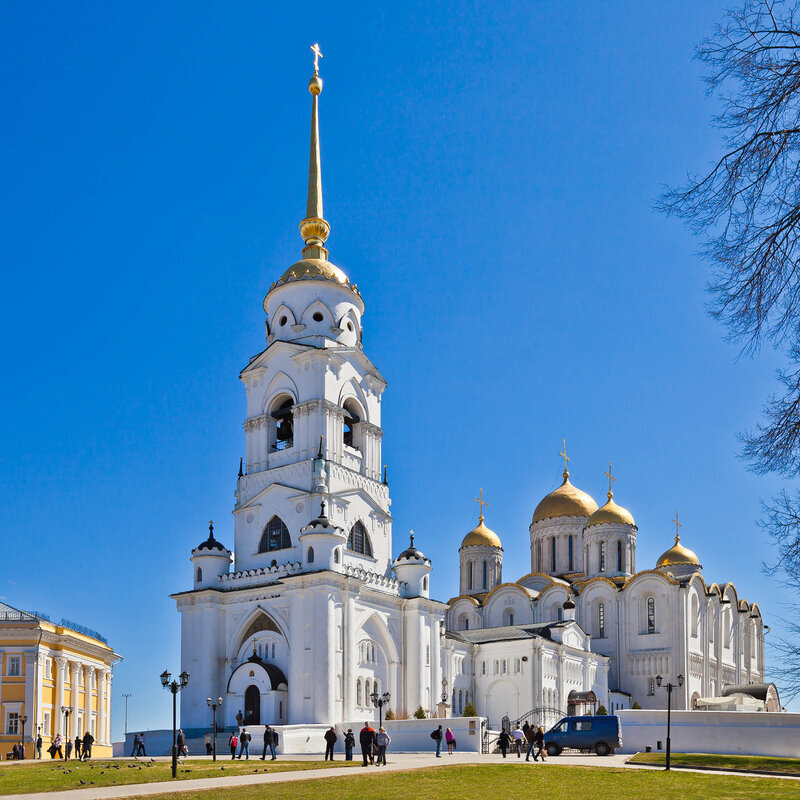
<box><xmin>206</xmin><ymin>697</ymin><xmax>223</xmax><ymax>761</ymax></box>
<box><xmin>370</xmin><ymin>690</ymin><xmax>391</xmax><ymax>730</ymax></box>
<box><xmin>122</xmin><ymin>693</ymin><xmax>132</xmax><ymax>735</ymax></box>
<box><xmin>60</xmin><ymin>706</ymin><xmax>71</xmax><ymax>743</ymax></box>
<box><xmin>160</xmin><ymin>669</ymin><xmax>190</xmax><ymax>779</ymax></box>
<box><xmin>655</xmin><ymin>673</ymin><xmax>684</xmax><ymax>771</ymax></box>
<box><xmin>21</xmin><ymin>715</ymin><xmax>28</xmax><ymax>759</ymax></box>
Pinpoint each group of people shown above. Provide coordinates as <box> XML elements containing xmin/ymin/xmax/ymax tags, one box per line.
<box><xmin>497</xmin><ymin>722</ymin><xmax>547</xmax><ymax>761</ymax></box>
<box><xmin>429</xmin><ymin>725</ymin><xmax>458</xmax><ymax>757</ymax></box>
<box><xmin>46</xmin><ymin>731</ymin><xmax>95</xmax><ymax>760</ymax></box>
<box><xmin>130</xmin><ymin>733</ymin><xmax>148</xmax><ymax>757</ymax></box>
<box><xmin>225</xmin><ymin>726</ymin><xmax>279</xmax><ymax>760</ymax></box>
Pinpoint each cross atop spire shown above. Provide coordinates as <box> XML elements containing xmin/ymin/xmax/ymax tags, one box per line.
<box><xmin>208</xmin><ymin>520</ymin><xmax>215</xmax><ymax>539</ymax></box>
<box><xmin>474</xmin><ymin>488</ymin><xmax>488</xmax><ymax>523</ymax></box>
<box><xmin>409</xmin><ymin>530</ymin><xmax>415</xmax><ymax>547</ymax></box>
<box><xmin>559</xmin><ymin>438</ymin><xmax>570</xmax><ymax>479</ymax></box>
<box><xmin>604</xmin><ymin>461</ymin><xmax>616</xmax><ymax>499</ymax></box>
<box><xmin>310</xmin><ymin>42</ymin><xmax>323</xmax><ymax>74</ymax></box>
<box><xmin>673</xmin><ymin>510</ymin><xmax>682</xmax><ymax>543</ymax></box>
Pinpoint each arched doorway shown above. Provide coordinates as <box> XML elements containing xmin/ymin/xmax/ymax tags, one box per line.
<box><xmin>244</xmin><ymin>685</ymin><xmax>260</xmax><ymax>725</ymax></box>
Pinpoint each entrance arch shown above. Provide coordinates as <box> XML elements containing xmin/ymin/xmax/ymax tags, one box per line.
<box><xmin>245</xmin><ymin>685</ymin><xmax>261</xmax><ymax>725</ymax></box>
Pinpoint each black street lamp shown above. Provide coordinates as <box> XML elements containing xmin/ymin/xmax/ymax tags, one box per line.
<box><xmin>206</xmin><ymin>697</ymin><xmax>223</xmax><ymax>761</ymax></box>
<box><xmin>160</xmin><ymin>669</ymin><xmax>190</xmax><ymax>779</ymax></box>
<box><xmin>370</xmin><ymin>689</ymin><xmax>391</xmax><ymax>730</ymax></box>
<box><xmin>21</xmin><ymin>715</ymin><xmax>28</xmax><ymax>759</ymax></box>
<box><xmin>655</xmin><ymin>673</ymin><xmax>684</xmax><ymax>771</ymax></box>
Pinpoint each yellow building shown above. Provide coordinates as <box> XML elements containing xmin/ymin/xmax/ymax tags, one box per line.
<box><xmin>0</xmin><ymin>602</ymin><xmax>121</xmax><ymax>758</ymax></box>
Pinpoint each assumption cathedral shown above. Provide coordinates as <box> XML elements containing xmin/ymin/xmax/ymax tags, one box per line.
<box><xmin>172</xmin><ymin>52</ymin><xmax>771</xmax><ymax>734</ymax></box>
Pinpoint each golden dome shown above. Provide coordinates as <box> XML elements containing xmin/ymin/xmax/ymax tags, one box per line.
<box><xmin>585</xmin><ymin>492</ymin><xmax>635</xmax><ymax>528</ymax></box>
<box><xmin>532</xmin><ymin>472</ymin><xmax>598</xmax><ymax>524</ymax></box>
<box><xmin>461</xmin><ymin>519</ymin><xmax>502</xmax><ymax>549</ymax></box>
<box><xmin>278</xmin><ymin>258</ymin><xmax>350</xmax><ymax>285</ymax></box>
<box><xmin>656</xmin><ymin>535</ymin><xmax>701</xmax><ymax>568</ymax></box>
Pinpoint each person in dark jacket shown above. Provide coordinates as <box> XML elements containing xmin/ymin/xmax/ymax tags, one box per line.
<box><xmin>238</xmin><ymin>729</ymin><xmax>251</xmax><ymax>759</ymax></box>
<box><xmin>344</xmin><ymin>728</ymin><xmax>355</xmax><ymax>761</ymax></box>
<box><xmin>431</xmin><ymin>724</ymin><xmax>443</xmax><ymax>757</ymax></box>
<box><xmin>176</xmin><ymin>729</ymin><xmax>186</xmax><ymax>759</ymax></box>
<box><xmin>261</xmin><ymin>724</ymin><xmax>276</xmax><ymax>760</ymax></box>
<box><xmin>35</xmin><ymin>733</ymin><xmax>42</xmax><ymax>759</ymax></box>
<box><xmin>524</xmin><ymin>722</ymin><xmax>537</xmax><ymax>761</ymax></box>
<box><xmin>64</xmin><ymin>737</ymin><xmax>73</xmax><ymax>761</ymax></box>
<box><xmin>359</xmin><ymin>723</ymin><xmax>375</xmax><ymax>766</ymax></box>
<box><xmin>131</xmin><ymin>734</ymin><xmax>140</xmax><ymax>757</ymax></box>
<box><xmin>74</xmin><ymin>735</ymin><xmax>82</xmax><ymax>760</ymax></box>
<box><xmin>323</xmin><ymin>726</ymin><xmax>337</xmax><ymax>761</ymax></box>
<box><xmin>81</xmin><ymin>731</ymin><xmax>94</xmax><ymax>761</ymax></box>
<box><xmin>497</xmin><ymin>728</ymin><xmax>511</xmax><ymax>758</ymax></box>
<box><xmin>535</xmin><ymin>726</ymin><xmax>546</xmax><ymax>761</ymax></box>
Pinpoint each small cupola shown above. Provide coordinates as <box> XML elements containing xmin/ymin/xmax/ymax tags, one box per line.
<box><xmin>393</xmin><ymin>532</ymin><xmax>432</xmax><ymax>598</ymax></box>
<box><xmin>298</xmin><ymin>500</ymin><xmax>346</xmax><ymax>571</ymax></box>
<box><xmin>656</xmin><ymin>512</ymin><xmax>701</xmax><ymax>579</ymax></box>
<box><xmin>459</xmin><ymin>490</ymin><xmax>503</xmax><ymax>595</ymax></box>
<box><xmin>191</xmin><ymin>521</ymin><xmax>232</xmax><ymax>589</ymax></box>
<box><xmin>562</xmin><ymin>596</ymin><xmax>577</xmax><ymax>621</ymax></box>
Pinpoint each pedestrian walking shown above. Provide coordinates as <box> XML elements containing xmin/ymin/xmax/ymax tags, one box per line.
<box><xmin>261</xmin><ymin>724</ymin><xmax>277</xmax><ymax>760</ymax></box>
<box><xmin>238</xmin><ymin>729</ymin><xmax>251</xmax><ymax>759</ymax></box>
<box><xmin>35</xmin><ymin>733</ymin><xmax>42</xmax><ymax>759</ymax></box>
<box><xmin>229</xmin><ymin>732</ymin><xmax>238</xmax><ymax>759</ymax></box>
<box><xmin>431</xmin><ymin>724</ymin><xmax>443</xmax><ymax>757</ymax></box>
<box><xmin>131</xmin><ymin>734</ymin><xmax>140</xmax><ymax>757</ymax></box>
<box><xmin>359</xmin><ymin>722</ymin><xmax>375</xmax><ymax>766</ymax></box>
<box><xmin>81</xmin><ymin>731</ymin><xmax>94</xmax><ymax>761</ymax></box>
<box><xmin>535</xmin><ymin>726</ymin><xmax>546</xmax><ymax>761</ymax></box>
<box><xmin>74</xmin><ymin>735</ymin><xmax>82</xmax><ymax>760</ymax></box>
<box><xmin>498</xmin><ymin>728</ymin><xmax>510</xmax><ymax>758</ymax></box>
<box><xmin>236</xmin><ymin>709</ymin><xmax>244</xmax><ymax>728</ymax></box>
<box><xmin>138</xmin><ymin>734</ymin><xmax>147</xmax><ymax>756</ymax></box>
<box><xmin>64</xmin><ymin>737</ymin><xmax>72</xmax><ymax>760</ymax></box>
<box><xmin>324</xmin><ymin>726</ymin><xmax>337</xmax><ymax>761</ymax></box>
<box><xmin>205</xmin><ymin>732</ymin><xmax>212</xmax><ymax>755</ymax></box>
<box><xmin>177</xmin><ymin>729</ymin><xmax>187</xmax><ymax>759</ymax></box>
<box><xmin>375</xmin><ymin>726</ymin><xmax>390</xmax><ymax>766</ymax></box>
<box><xmin>445</xmin><ymin>727</ymin><xmax>455</xmax><ymax>754</ymax></box>
<box><xmin>524</xmin><ymin>722</ymin><xmax>537</xmax><ymax>761</ymax></box>
<box><xmin>512</xmin><ymin>724</ymin><xmax>524</xmax><ymax>758</ymax></box>
<box><xmin>344</xmin><ymin>728</ymin><xmax>355</xmax><ymax>761</ymax></box>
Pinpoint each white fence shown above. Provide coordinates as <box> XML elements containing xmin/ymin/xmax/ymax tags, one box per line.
<box><xmin>617</xmin><ymin>709</ymin><xmax>800</xmax><ymax>757</ymax></box>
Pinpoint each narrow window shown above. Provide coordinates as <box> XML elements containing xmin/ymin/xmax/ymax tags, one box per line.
<box><xmin>334</xmin><ymin>548</ymin><xmax>340</xmax><ymax>563</ymax></box>
<box><xmin>196</xmin><ymin>567</ymin><xmax>202</xmax><ymax>582</ymax></box>
<box><xmin>8</xmin><ymin>657</ymin><xmax>20</xmax><ymax>677</ymax></box>
<box><xmin>271</xmin><ymin>398</ymin><xmax>294</xmax><ymax>451</ymax></box>
<box><xmin>647</xmin><ymin>597</ymin><xmax>656</xmax><ymax>634</ymax></box>
<box><xmin>536</xmin><ymin>541</ymin><xmax>542</xmax><ymax>572</ymax></box>
<box><xmin>482</xmin><ymin>561</ymin><xmax>487</xmax><ymax>590</ymax></box>
<box><xmin>343</xmin><ymin>400</ymin><xmax>361</xmax><ymax>450</ymax></box>
<box><xmin>482</xmin><ymin>661</ymin><xmax>486</xmax><ymax>675</ymax></box>
<box><xmin>307</xmin><ymin>546</ymin><xmax>314</xmax><ymax>564</ymax></box>
<box><xmin>467</xmin><ymin>562</ymin><xmax>473</xmax><ymax>591</ymax></box>
<box><xmin>356</xmin><ymin>679</ymin><xmax>362</xmax><ymax>706</ymax></box>
<box><xmin>557</xmin><ymin>606</ymin><xmax>563</xmax><ymax>621</ymax></box>
<box><xmin>465</xmin><ymin>618</ymin><xmax>470</xmax><ymax>630</ymax></box>
<box><xmin>598</xmin><ymin>603</ymin><xmax>605</xmax><ymax>638</ymax></box>
<box><xmin>259</xmin><ymin>516</ymin><xmax>292</xmax><ymax>553</ymax></box>
<box><xmin>691</xmin><ymin>595</ymin><xmax>699</xmax><ymax>637</ymax></box>
<box><xmin>509</xmin><ymin>612</ymin><xmax>514</xmax><ymax>626</ymax></box>
<box><xmin>422</xmin><ymin>576</ymin><xmax>428</xmax><ymax>591</ymax></box>
<box><xmin>617</xmin><ymin>541</ymin><xmax>623</xmax><ymax>572</ymax></box>
<box><xmin>551</xmin><ymin>537</ymin><xmax>557</xmax><ymax>572</ymax></box>
<box><xmin>279</xmin><ymin>700</ymin><xmax>283</xmax><ymax>719</ymax></box>
<box><xmin>426</xmin><ymin>645</ymin><xmax>430</xmax><ymax>665</ymax></box>
<box><xmin>568</xmin><ymin>535</ymin><xmax>574</xmax><ymax>572</ymax></box>
<box><xmin>347</xmin><ymin>521</ymin><xmax>373</xmax><ymax>557</ymax></box>
<box><xmin>599</xmin><ymin>541</ymin><xmax>606</xmax><ymax>572</ymax></box>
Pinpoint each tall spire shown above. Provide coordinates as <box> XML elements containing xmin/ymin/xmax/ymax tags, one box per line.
<box><xmin>300</xmin><ymin>43</ymin><xmax>331</xmax><ymax>261</ymax></box>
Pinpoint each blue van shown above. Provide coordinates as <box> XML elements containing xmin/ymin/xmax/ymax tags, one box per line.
<box><xmin>544</xmin><ymin>715</ymin><xmax>622</xmax><ymax>756</ymax></box>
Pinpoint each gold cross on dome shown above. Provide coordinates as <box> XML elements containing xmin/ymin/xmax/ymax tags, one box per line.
<box><xmin>559</xmin><ymin>438</ymin><xmax>570</xmax><ymax>474</ymax></box>
<box><xmin>673</xmin><ymin>510</ymin><xmax>681</xmax><ymax>542</ymax></box>
<box><xmin>474</xmin><ymin>488</ymin><xmax>488</xmax><ymax>522</ymax></box>
<box><xmin>310</xmin><ymin>43</ymin><xmax>323</xmax><ymax>74</ymax></box>
<box><xmin>209</xmin><ymin>520</ymin><xmax>214</xmax><ymax>534</ymax></box>
<box><xmin>604</xmin><ymin>462</ymin><xmax>616</xmax><ymax>496</ymax></box>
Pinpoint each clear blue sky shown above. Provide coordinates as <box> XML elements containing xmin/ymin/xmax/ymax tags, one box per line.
<box><xmin>1</xmin><ymin>1</ymin><xmax>793</xmax><ymax>738</ymax></box>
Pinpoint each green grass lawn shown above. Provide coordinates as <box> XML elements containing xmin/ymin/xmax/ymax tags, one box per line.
<box><xmin>629</xmin><ymin>752</ymin><xmax>800</xmax><ymax>775</ymax></box>
<box><xmin>0</xmin><ymin>758</ymin><xmax>357</xmax><ymax>795</ymax></box>
<box><xmin>127</xmin><ymin>764</ymin><xmax>800</xmax><ymax>800</ymax></box>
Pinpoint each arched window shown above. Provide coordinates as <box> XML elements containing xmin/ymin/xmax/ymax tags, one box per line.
<box><xmin>599</xmin><ymin>541</ymin><xmax>606</xmax><ymax>572</ymax></box>
<box><xmin>598</xmin><ymin>603</ymin><xmax>605</xmax><ymax>638</ymax></box>
<box><xmin>343</xmin><ymin>399</ymin><xmax>361</xmax><ymax>450</ymax></box>
<box><xmin>467</xmin><ymin>562</ymin><xmax>473</xmax><ymax>590</ymax></box>
<box><xmin>458</xmin><ymin>614</ymin><xmax>469</xmax><ymax>631</ymax></box>
<box><xmin>551</xmin><ymin>537</ymin><xmax>557</xmax><ymax>572</ymax></box>
<box><xmin>259</xmin><ymin>516</ymin><xmax>291</xmax><ymax>553</ymax></box>
<box><xmin>347</xmin><ymin>521</ymin><xmax>373</xmax><ymax>557</ymax></box>
<box><xmin>503</xmin><ymin>608</ymin><xmax>514</xmax><ymax>626</ymax></box>
<box><xmin>647</xmin><ymin>597</ymin><xmax>656</xmax><ymax>634</ymax></box>
<box><xmin>365</xmin><ymin>679</ymin><xmax>371</xmax><ymax>700</ymax></box>
<box><xmin>691</xmin><ymin>594</ymin><xmax>699</xmax><ymax>637</ymax></box>
<box><xmin>356</xmin><ymin>679</ymin><xmax>362</xmax><ymax>706</ymax></box>
<box><xmin>196</xmin><ymin>567</ymin><xmax>202</xmax><ymax>582</ymax></box>
<box><xmin>482</xmin><ymin>561</ymin><xmax>488</xmax><ymax>590</ymax></box>
<box><xmin>617</xmin><ymin>541</ymin><xmax>623</xmax><ymax>572</ymax></box>
<box><xmin>271</xmin><ymin>397</ymin><xmax>294</xmax><ymax>451</ymax></box>
<box><xmin>334</xmin><ymin>548</ymin><xmax>340</xmax><ymax>564</ymax></box>
<box><xmin>536</xmin><ymin>541</ymin><xmax>542</xmax><ymax>572</ymax></box>
<box><xmin>422</xmin><ymin>576</ymin><xmax>428</xmax><ymax>591</ymax></box>
<box><xmin>307</xmin><ymin>546</ymin><xmax>314</xmax><ymax>564</ymax></box>
<box><xmin>568</xmin><ymin>535</ymin><xmax>574</xmax><ymax>572</ymax></box>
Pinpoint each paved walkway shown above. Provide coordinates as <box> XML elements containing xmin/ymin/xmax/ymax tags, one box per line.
<box><xmin>5</xmin><ymin>752</ymin><xmax>797</xmax><ymax>800</ymax></box>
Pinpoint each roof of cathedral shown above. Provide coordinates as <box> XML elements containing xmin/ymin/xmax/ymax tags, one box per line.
<box><xmin>460</xmin><ymin>517</ymin><xmax>502</xmax><ymax>549</ymax></box>
<box><xmin>721</xmin><ymin>683</ymin><xmax>777</xmax><ymax>701</ymax></box>
<box><xmin>532</xmin><ymin>471</ymin><xmax>598</xmax><ymax>524</ymax></box>
<box><xmin>585</xmin><ymin>491</ymin><xmax>636</xmax><ymax>528</ymax></box>
<box><xmin>395</xmin><ymin>533</ymin><xmax>431</xmax><ymax>564</ymax></box>
<box><xmin>446</xmin><ymin>622</ymin><xmax>576</xmax><ymax>645</ymax></box>
<box><xmin>195</xmin><ymin>521</ymin><xmax>229</xmax><ymax>553</ymax></box>
<box><xmin>656</xmin><ymin>533</ymin><xmax>700</xmax><ymax>568</ymax></box>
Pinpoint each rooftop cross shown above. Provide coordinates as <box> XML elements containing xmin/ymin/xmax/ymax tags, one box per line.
<box><xmin>310</xmin><ymin>43</ymin><xmax>323</xmax><ymax>75</ymax></box>
<box><xmin>208</xmin><ymin>520</ymin><xmax>214</xmax><ymax>538</ymax></box>
<box><xmin>604</xmin><ymin>461</ymin><xmax>616</xmax><ymax>498</ymax></box>
<box><xmin>673</xmin><ymin>510</ymin><xmax>682</xmax><ymax>542</ymax></box>
<box><xmin>409</xmin><ymin>530</ymin><xmax>415</xmax><ymax>547</ymax></box>
<box><xmin>474</xmin><ymin>488</ymin><xmax>488</xmax><ymax>523</ymax></box>
<box><xmin>559</xmin><ymin>438</ymin><xmax>570</xmax><ymax>477</ymax></box>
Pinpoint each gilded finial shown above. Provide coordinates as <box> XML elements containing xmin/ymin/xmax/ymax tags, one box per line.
<box><xmin>474</xmin><ymin>488</ymin><xmax>488</xmax><ymax>523</ymax></box>
<box><xmin>673</xmin><ymin>510</ymin><xmax>682</xmax><ymax>543</ymax></box>
<box><xmin>559</xmin><ymin>438</ymin><xmax>570</xmax><ymax>480</ymax></box>
<box><xmin>383</xmin><ymin>465</ymin><xmax>388</xmax><ymax>486</ymax></box>
<box><xmin>208</xmin><ymin>520</ymin><xmax>214</xmax><ymax>539</ymax></box>
<box><xmin>604</xmin><ymin>461</ymin><xmax>616</xmax><ymax>500</ymax></box>
<box><xmin>409</xmin><ymin>530</ymin><xmax>415</xmax><ymax>547</ymax></box>
<box><xmin>317</xmin><ymin>435</ymin><xmax>324</xmax><ymax>459</ymax></box>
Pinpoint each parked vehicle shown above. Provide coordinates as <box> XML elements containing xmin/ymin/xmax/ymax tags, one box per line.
<box><xmin>544</xmin><ymin>715</ymin><xmax>622</xmax><ymax>756</ymax></box>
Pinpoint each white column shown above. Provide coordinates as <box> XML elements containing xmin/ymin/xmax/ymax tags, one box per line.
<box><xmin>70</xmin><ymin>662</ymin><xmax>81</xmax><ymax>739</ymax></box>
<box><xmin>429</xmin><ymin>617</ymin><xmax>440</xmax><ymax>715</ymax></box>
<box><xmin>24</xmin><ymin>653</ymin><xmax>37</xmax><ymax>750</ymax></box>
<box><xmin>54</xmin><ymin>657</ymin><xmax>68</xmax><ymax>737</ymax></box>
<box><xmin>288</xmin><ymin>593</ymin><xmax>304</xmax><ymax>723</ymax></box>
<box><xmin>343</xmin><ymin>592</ymin><xmax>355</xmax><ymax>719</ymax></box>
<box><xmin>326</xmin><ymin>593</ymin><xmax>335</xmax><ymax>722</ymax></box>
<box><xmin>97</xmin><ymin>670</ymin><xmax>108</xmax><ymax>744</ymax></box>
<box><xmin>83</xmin><ymin>666</ymin><xmax>95</xmax><ymax>736</ymax></box>
<box><xmin>35</xmin><ymin>653</ymin><xmax>46</xmax><ymax>735</ymax></box>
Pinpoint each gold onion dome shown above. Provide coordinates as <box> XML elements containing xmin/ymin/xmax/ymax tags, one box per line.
<box><xmin>585</xmin><ymin>491</ymin><xmax>635</xmax><ymax>528</ymax></box>
<box><xmin>461</xmin><ymin>515</ymin><xmax>502</xmax><ymax>549</ymax></box>
<box><xmin>656</xmin><ymin>534</ymin><xmax>700</xmax><ymax>568</ymax></box>
<box><xmin>532</xmin><ymin>471</ymin><xmax>598</xmax><ymax>524</ymax></box>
